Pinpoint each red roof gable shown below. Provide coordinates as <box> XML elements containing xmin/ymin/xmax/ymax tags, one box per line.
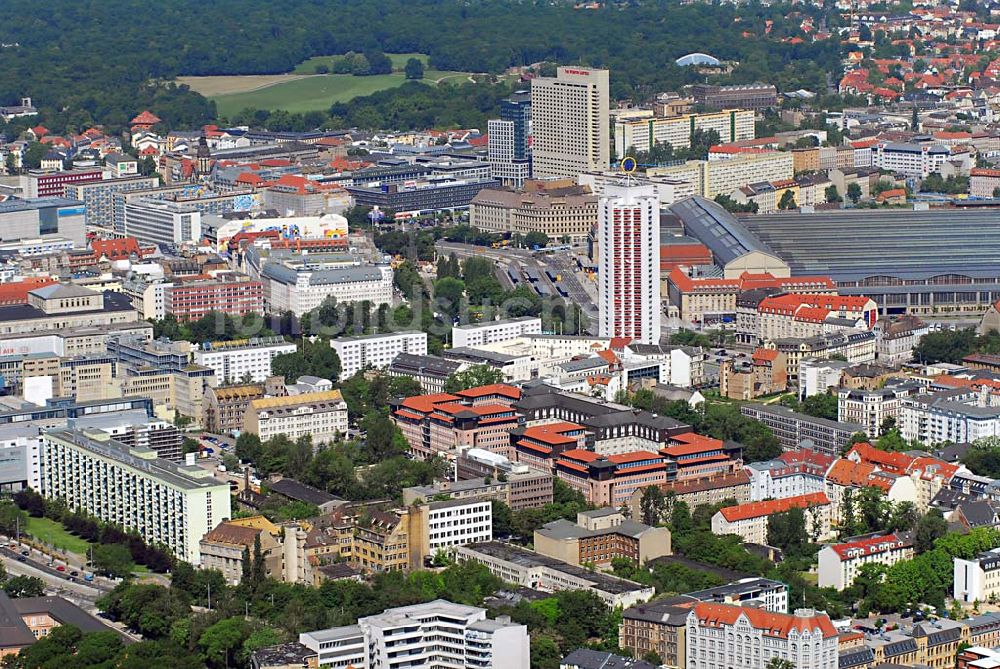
<box><xmin>718</xmin><ymin>492</ymin><xmax>829</xmax><ymax>522</ymax></box>
<box><xmin>130</xmin><ymin>110</ymin><xmax>162</xmax><ymax>126</ymax></box>
<box><xmin>692</xmin><ymin>603</ymin><xmax>837</xmax><ymax>639</ymax></box>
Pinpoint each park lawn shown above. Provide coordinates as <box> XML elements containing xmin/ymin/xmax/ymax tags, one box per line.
<box><xmin>212</xmin><ymin>70</ymin><xmax>467</xmax><ymax>117</ymax></box>
<box><xmin>292</xmin><ymin>52</ymin><xmax>429</xmax><ymax>74</ymax></box>
<box><xmin>25</xmin><ymin>516</ymin><xmax>91</xmax><ymax>555</ymax></box>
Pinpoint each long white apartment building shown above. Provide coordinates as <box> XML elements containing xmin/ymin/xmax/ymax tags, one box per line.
<box><xmin>244</xmin><ymin>390</ymin><xmax>348</xmax><ymax>444</ymax></box>
<box><xmin>817</xmin><ymin>532</ymin><xmax>915</xmax><ymax>591</ymax></box>
<box><xmin>39</xmin><ymin>429</ymin><xmax>231</xmax><ymax>564</ymax></box>
<box><xmin>299</xmin><ymin>599</ymin><xmax>530</xmax><ymax>669</ymax></box>
<box><xmin>650</xmin><ymin>152</ymin><xmax>794</xmax><ymax>199</ymax></box>
<box><xmin>261</xmin><ymin>261</ymin><xmax>393</xmax><ymax>317</ymax></box>
<box><xmin>531</xmin><ymin>67</ymin><xmax>610</xmax><ymax>178</ymax></box>
<box><xmin>330</xmin><ymin>330</ymin><xmax>427</xmax><ymax>380</ymax></box>
<box><xmin>192</xmin><ymin>336</ymin><xmax>296</xmax><ymax>384</ymax></box>
<box><xmin>452</xmin><ymin>317</ymin><xmax>542</xmax><ymax>349</ymax></box>
<box><xmin>956</xmin><ymin>548</ymin><xmax>1000</xmax><ymax>604</ymax></box>
<box><xmin>614</xmin><ymin>108</ymin><xmax>755</xmax><ymax>158</ymax></box>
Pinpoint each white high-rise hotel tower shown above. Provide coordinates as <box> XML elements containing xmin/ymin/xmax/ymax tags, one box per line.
<box><xmin>598</xmin><ymin>181</ymin><xmax>661</xmax><ymax>345</ymax></box>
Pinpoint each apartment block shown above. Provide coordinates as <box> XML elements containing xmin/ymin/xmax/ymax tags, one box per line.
<box><xmin>745</xmin><ymin>449</ymin><xmax>831</xmax><ymax>502</ymax></box>
<box><xmin>901</xmin><ymin>389</ymin><xmax>1000</xmax><ymax>444</ymax></box>
<box><xmin>330</xmin><ymin>331</ymin><xmax>428</xmax><ymax>380</ymax></box>
<box><xmin>838</xmin><ymin>383</ymin><xmax>921</xmax><ymax>438</ymax></box>
<box><xmin>817</xmin><ymin>532</ymin><xmax>915</xmax><ymax>591</ymax></box>
<box><xmin>63</xmin><ymin>175</ymin><xmax>159</xmax><ymax>229</ymax></box>
<box><xmin>70</xmin><ymin>409</ymin><xmax>184</xmax><ymax>461</ymax></box>
<box><xmin>193</xmin><ymin>337</ymin><xmax>296</xmax><ymax>384</ymax></box>
<box><xmin>199</xmin><ymin>516</ymin><xmax>307</xmax><ymax>585</ymax></box>
<box><xmin>685</xmin><ymin>603</ymin><xmax>838</xmax><ymax>669</ymax></box>
<box><xmin>298</xmin><ymin>600</ymin><xmax>529</xmax><ymax>669</ymax></box>
<box><xmin>971</xmin><ymin>167</ymin><xmax>1000</xmax><ymax>198</ymax></box>
<box><xmin>40</xmin><ymin>429</ymin><xmax>231</xmax><ymax>564</ymax></box>
<box><xmin>245</xmin><ymin>390</ymin><xmax>348</xmax><ymax>444</ymax></box>
<box><xmin>455</xmin><ymin>448</ymin><xmax>555</xmax><ymax>510</ymax></box>
<box><xmin>452</xmin><ymin>317</ymin><xmax>542</xmax><ymax>349</ymax></box>
<box><xmin>403</xmin><ymin>473</ymin><xmax>553</xmax><ymax>511</ymax></box>
<box><xmin>650</xmin><ymin>152</ymin><xmax>794</xmax><ymax>199</ymax></box>
<box><xmin>690</xmin><ymin>83</ymin><xmax>778</xmax><ymax>111</ymax></box>
<box><xmin>203</xmin><ymin>383</ymin><xmax>265</xmax><ymax>434</ymax></box>
<box><xmin>711</xmin><ymin>492</ymin><xmax>833</xmax><ymax>544</ymax></box>
<box><xmin>387</xmin><ymin>353</ymin><xmax>464</xmax><ymax>394</ymax></box>
<box><xmin>470</xmin><ymin>187</ymin><xmax>596</xmax><ymax>244</ymax></box>
<box><xmin>614</xmin><ymin>109</ymin><xmax>755</xmax><ymax>158</ymax></box>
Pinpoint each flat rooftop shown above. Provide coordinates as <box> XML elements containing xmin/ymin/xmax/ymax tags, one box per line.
<box><xmin>462</xmin><ymin>541</ymin><xmax>651</xmax><ymax>595</ymax></box>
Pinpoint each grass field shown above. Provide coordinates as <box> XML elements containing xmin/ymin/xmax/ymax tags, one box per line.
<box><xmin>208</xmin><ymin>69</ymin><xmax>471</xmax><ymax>117</ymax></box>
<box><xmin>180</xmin><ymin>52</ymin><xmax>472</xmax><ymax>117</ymax></box>
<box><xmin>25</xmin><ymin>516</ymin><xmax>91</xmax><ymax>555</ymax></box>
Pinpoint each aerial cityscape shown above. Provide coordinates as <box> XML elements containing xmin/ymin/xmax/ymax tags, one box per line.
<box><xmin>6</xmin><ymin>0</ymin><xmax>1000</xmax><ymax>668</ymax></box>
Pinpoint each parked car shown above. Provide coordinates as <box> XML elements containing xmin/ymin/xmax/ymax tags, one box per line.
<box><xmin>56</xmin><ymin>565</ymin><xmax>65</xmax><ymax>572</ymax></box>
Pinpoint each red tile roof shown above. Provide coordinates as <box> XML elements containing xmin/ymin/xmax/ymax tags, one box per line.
<box><xmin>455</xmin><ymin>384</ymin><xmax>521</xmax><ymax>400</ymax></box>
<box><xmin>718</xmin><ymin>492</ymin><xmax>829</xmax><ymax>522</ymax></box>
<box><xmin>399</xmin><ymin>392</ymin><xmax>460</xmax><ymax>414</ymax></box>
<box><xmin>829</xmin><ymin>532</ymin><xmax>912</xmax><ymax>560</ymax></box>
<box><xmin>691</xmin><ymin>603</ymin><xmax>838</xmax><ymax>639</ymax></box>
<box><xmin>130</xmin><ymin>110</ymin><xmax>162</xmax><ymax>126</ymax></box>
<box><xmin>521</xmin><ymin>422</ymin><xmax>585</xmax><ymax>446</ymax></box>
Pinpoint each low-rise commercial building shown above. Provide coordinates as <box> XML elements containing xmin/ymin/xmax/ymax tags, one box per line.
<box><xmin>817</xmin><ymin>532</ymin><xmax>914</xmax><ymax>591</ymax></box>
<box><xmin>455</xmin><ymin>541</ymin><xmax>655</xmax><ymax>608</ymax></box>
<box><xmin>244</xmin><ymin>390</ymin><xmax>348</xmax><ymax>444</ymax></box>
<box><xmin>0</xmin><ymin>284</ymin><xmax>138</xmax><ymax>336</ymax></box>
<box><xmin>348</xmin><ymin>177</ymin><xmax>501</xmax><ymax>215</ymax></box>
<box><xmin>533</xmin><ymin>508</ymin><xmax>671</xmax><ymax>567</ymax></box>
<box><xmin>40</xmin><ymin>429</ymin><xmax>231</xmax><ymax>564</ymax></box>
<box><xmin>298</xmin><ymin>600</ymin><xmax>529</xmax><ymax>669</ymax></box>
<box><xmin>452</xmin><ymin>317</ymin><xmax>542</xmax><ymax>349</ymax></box>
<box><xmin>455</xmin><ymin>448</ymin><xmax>555</xmax><ymax>509</ymax></box>
<box><xmin>387</xmin><ymin>353</ymin><xmax>464</xmax><ymax>394</ymax></box>
<box><xmin>330</xmin><ymin>331</ymin><xmax>427</xmax><ymax>380</ymax></box>
<box><xmin>740</xmin><ymin>403</ymin><xmax>864</xmax><ymax>456</ymax></box>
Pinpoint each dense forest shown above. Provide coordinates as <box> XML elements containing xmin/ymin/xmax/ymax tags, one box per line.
<box><xmin>0</xmin><ymin>0</ymin><xmax>846</xmax><ymax>134</ymax></box>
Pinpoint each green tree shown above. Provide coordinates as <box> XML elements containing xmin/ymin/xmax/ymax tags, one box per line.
<box><xmin>443</xmin><ymin>365</ymin><xmax>505</xmax><ymax>392</ymax></box>
<box><xmin>824</xmin><ymin>184</ymin><xmax>841</xmax><ymax>203</ymax></box>
<box><xmin>766</xmin><ymin>658</ymin><xmax>796</xmax><ymax>669</ymax></box>
<box><xmin>777</xmin><ymin>189</ymin><xmax>797</xmax><ymax>210</ymax></box>
<box><xmin>524</xmin><ymin>231</ymin><xmax>549</xmax><ymax>249</ymax></box>
<box><xmin>639</xmin><ymin>486</ymin><xmax>667</xmax><ymax>526</ymax></box>
<box><xmin>434</xmin><ymin>277</ymin><xmax>466</xmax><ymax>318</ymax></box>
<box><xmin>914</xmin><ymin>509</ymin><xmax>948</xmax><ymax>553</ymax></box>
<box><xmin>530</xmin><ymin>635</ymin><xmax>561</xmax><ymax>669</ymax></box>
<box><xmin>0</xmin><ymin>500</ymin><xmax>27</xmax><ymax>535</ymax></box>
<box><xmin>198</xmin><ymin>616</ymin><xmax>247</xmax><ymax>669</ymax></box>
<box><xmin>252</xmin><ymin>533</ymin><xmax>267</xmax><ymax>587</ymax></box>
<box><xmin>3</xmin><ymin>575</ymin><xmax>46</xmax><ymax>598</ymax></box>
<box><xmin>92</xmin><ymin>543</ymin><xmax>135</xmax><ymax>578</ymax></box>
<box><xmin>404</xmin><ymin>57</ymin><xmax>425</xmax><ymax>80</ymax></box>
<box><xmin>847</xmin><ymin>182</ymin><xmax>863</xmax><ymax>204</ymax></box>
<box><xmin>491</xmin><ymin>500</ymin><xmax>514</xmax><ymax>537</ymax></box>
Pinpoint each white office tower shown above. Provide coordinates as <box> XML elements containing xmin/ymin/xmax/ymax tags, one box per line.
<box><xmin>531</xmin><ymin>67</ymin><xmax>610</xmax><ymax>178</ymax></box>
<box><xmin>598</xmin><ymin>182</ymin><xmax>661</xmax><ymax>345</ymax></box>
